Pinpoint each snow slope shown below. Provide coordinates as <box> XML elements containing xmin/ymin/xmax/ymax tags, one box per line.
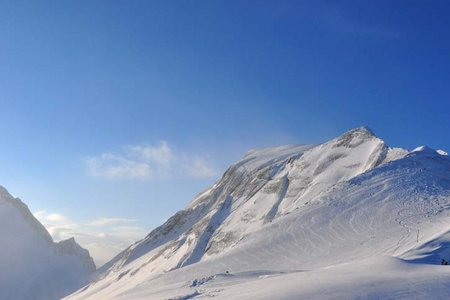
<box><xmin>0</xmin><ymin>186</ymin><xmax>96</xmax><ymax>300</ymax></box>
<box><xmin>67</xmin><ymin>127</ymin><xmax>450</xmax><ymax>299</ymax></box>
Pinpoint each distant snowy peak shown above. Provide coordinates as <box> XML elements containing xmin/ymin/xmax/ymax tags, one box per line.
<box><xmin>0</xmin><ymin>186</ymin><xmax>53</xmax><ymax>243</ymax></box>
<box><xmin>0</xmin><ymin>185</ymin><xmax>95</xmax><ymax>300</ymax></box>
<box><xmin>0</xmin><ymin>186</ymin><xmax>95</xmax><ymax>273</ymax></box>
<box><xmin>57</xmin><ymin>237</ymin><xmax>96</xmax><ymax>273</ymax></box>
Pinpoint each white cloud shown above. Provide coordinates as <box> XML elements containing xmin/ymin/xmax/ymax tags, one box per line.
<box><xmin>34</xmin><ymin>211</ymin><xmax>147</xmax><ymax>267</ymax></box>
<box><xmin>85</xmin><ymin>153</ymin><xmax>151</xmax><ymax>179</ymax></box>
<box><xmin>85</xmin><ymin>141</ymin><xmax>217</xmax><ymax>180</ymax></box>
<box><xmin>128</xmin><ymin>141</ymin><xmax>175</xmax><ymax>166</ymax></box>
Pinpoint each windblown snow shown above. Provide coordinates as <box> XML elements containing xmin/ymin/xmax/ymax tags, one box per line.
<box><xmin>0</xmin><ymin>187</ymin><xmax>95</xmax><ymax>300</ymax></box>
<box><xmin>64</xmin><ymin>127</ymin><xmax>450</xmax><ymax>300</ymax></box>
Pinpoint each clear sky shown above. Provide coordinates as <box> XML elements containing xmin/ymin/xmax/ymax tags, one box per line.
<box><xmin>1</xmin><ymin>0</ymin><xmax>449</xmax><ymax>265</ymax></box>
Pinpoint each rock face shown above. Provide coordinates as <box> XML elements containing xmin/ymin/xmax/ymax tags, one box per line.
<box><xmin>67</xmin><ymin>127</ymin><xmax>450</xmax><ymax>300</ymax></box>
<box><xmin>0</xmin><ymin>186</ymin><xmax>95</xmax><ymax>300</ymax></box>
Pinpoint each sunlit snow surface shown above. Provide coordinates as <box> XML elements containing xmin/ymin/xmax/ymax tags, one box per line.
<box><xmin>67</xmin><ymin>128</ymin><xmax>450</xmax><ymax>300</ymax></box>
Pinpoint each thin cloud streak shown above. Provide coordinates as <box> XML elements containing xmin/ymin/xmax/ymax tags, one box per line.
<box><xmin>89</xmin><ymin>217</ymin><xmax>137</xmax><ymax>227</ymax></box>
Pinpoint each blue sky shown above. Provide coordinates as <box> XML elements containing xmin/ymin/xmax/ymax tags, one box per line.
<box><xmin>1</xmin><ymin>0</ymin><xmax>450</xmax><ymax>265</ymax></box>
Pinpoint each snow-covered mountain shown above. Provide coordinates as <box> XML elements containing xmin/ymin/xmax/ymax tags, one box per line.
<box><xmin>67</xmin><ymin>127</ymin><xmax>450</xmax><ymax>299</ymax></box>
<box><xmin>0</xmin><ymin>186</ymin><xmax>95</xmax><ymax>300</ymax></box>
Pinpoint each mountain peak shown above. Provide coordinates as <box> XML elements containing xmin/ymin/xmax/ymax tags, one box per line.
<box><xmin>345</xmin><ymin>126</ymin><xmax>376</xmax><ymax>138</ymax></box>
<box><xmin>333</xmin><ymin>127</ymin><xmax>378</xmax><ymax>148</ymax></box>
<box><xmin>0</xmin><ymin>185</ymin><xmax>96</xmax><ymax>299</ymax></box>
<box><xmin>57</xmin><ymin>237</ymin><xmax>96</xmax><ymax>273</ymax></box>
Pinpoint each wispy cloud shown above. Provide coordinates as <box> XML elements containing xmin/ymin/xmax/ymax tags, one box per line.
<box><xmin>34</xmin><ymin>210</ymin><xmax>147</xmax><ymax>267</ymax></box>
<box><xmin>84</xmin><ymin>141</ymin><xmax>217</xmax><ymax>180</ymax></box>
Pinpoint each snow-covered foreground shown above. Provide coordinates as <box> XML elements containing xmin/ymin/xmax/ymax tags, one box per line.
<box><xmin>67</xmin><ymin>128</ymin><xmax>450</xmax><ymax>299</ymax></box>
<box><xmin>103</xmin><ymin>257</ymin><xmax>450</xmax><ymax>300</ymax></box>
<box><xmin>0</xmin><ymin>187</ymin><xmax>95</xmax><ymax>300</ymax></box>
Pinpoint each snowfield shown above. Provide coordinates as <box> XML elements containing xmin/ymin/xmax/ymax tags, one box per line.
<box><xmin>61</xmin><ymin>127</ymin><xmax>450</xmax><ymax>299</ymax></box>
